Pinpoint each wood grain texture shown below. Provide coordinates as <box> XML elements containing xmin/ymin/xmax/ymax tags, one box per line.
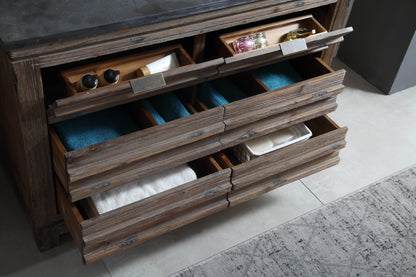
<box><xmin>228</xmin><ymin>152</ymin><xmax>340</xmax><ymax>206</ymax></box>
<box><xmin>56</xmin><ymin>179</ymin><xmax>84</xmax><ymax>252</ymax></box>
<box><xmin>48</xmin><ymin>58</ymin><xmax>224</xmax><ymax>123</ymax></box>
<box><xmin>9</xmin><ymin>0</ymin><xmax>337</xmax><ymax>65</ymax></box>
<box><xmin>223</xmin><ymin>70</ymin><xmax>345</xmax><ymax>129</ymax></box>
<box><xmin>218</xmin><ymin>14</ymin><xmax>327</xmax><ymax>57</ymax></box>
<box><xmin>320</xmin><ymin>0</ymin><xmax>355</xmax><ymax>65</ymax></box>
<box><xmin>7</xmin><ymin>58</ymin><xmax>58</xmax><ymax>230</ymax></box>
<box><xmin>83</xmin><ymin>199</ymin><xmax>229</xmax><ymax>264</ymax></box>
<box><xmin>1</xmin><ymin>0</ymin><xmax>353</xmax><ymax>257</ymax></box>
<box><xmin>82</xmin><ymin>172</ymin><xmax>232</xmax><ymax>246</ymax></box>
<box><xmin>220</xmin><ymin>96</ymin><xmax>339</xmax><ymax>149</ymax></box>
<box><xmin>0</xmin><ymin>49</ymin><xmax>32</xmax><ymax>212</ymax></box>
<box><xmin>59</xmin><ymin>106</ymin><xmax>224</xmax><ymax>180</ymax></box>
<box><xmin>68</xmin><ymin>136</ymin><xmax>223</xmax><ymax>202</ymax></box>
<box><xmin>56</xmin><ymin>164</ymin><xmax>231</xmax><ymax>263</ymax></box>
<box><xmin>218</xmin><ymin>24</ymin><xmax>351</xmax><ymax>76</ymax></box>
<box><xmin>61</xmin><ymin>44</ymin><xmax>195</xmax><ymax>96</ymax></box>
<box><xmin>231</xmin><ymin>115</ymin><xmax>347</xmax><ymax>189</ymax></box>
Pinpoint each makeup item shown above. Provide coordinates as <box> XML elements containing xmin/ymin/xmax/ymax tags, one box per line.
<box><xmin>99</xmin><ymin>69</ymin><xmax>120</xmax><ymax>85</ymax></box>
<box><xmin>77</xmin><ymin>74</ymin><xmax>98</xmax><ymax>91</ymax></box>
<box><xmin>252</xmin><ymin>32</ymin><xmax>268</xmax><ymax>49</ymax></box>
<box><xmin>284</xmin><ymin>28</ymin><xmax>316</xmax><ymax>41</ymax></box>
<box><xmin>232</xmin><ymin>35</ymin><xmax>256</xmax><ymax>53</ymax></box>
<box><xmin>136</xmin><ymin>53</ymin><xmax>180</xmax><ymax>77</ymax></box>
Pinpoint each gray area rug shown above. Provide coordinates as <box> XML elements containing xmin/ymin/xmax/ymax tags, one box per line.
<box><xmin>171</xmin><ymin>166</ymin><xmax>416</xmax><ymax>277</ymax></box>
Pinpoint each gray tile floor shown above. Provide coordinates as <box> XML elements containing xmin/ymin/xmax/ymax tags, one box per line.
<box><xmin>1</xmin><ymin>59</ymin><xmax>416</xmax><ymax>277</ymax></box>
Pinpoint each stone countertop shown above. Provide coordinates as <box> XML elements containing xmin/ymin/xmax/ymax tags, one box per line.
<box><xmin>0</xmin><ymin>0</ymin><xmax>258</xmax><ymax>51</ymax></box>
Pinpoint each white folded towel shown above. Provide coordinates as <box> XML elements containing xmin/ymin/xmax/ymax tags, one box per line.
<box><xmin>245</xmin><ymin>136</ymin><xmax>274</xmax><ymax>154</ymax></box>
<box><xmin>91</xmin><ymin>164</ymin><xmax>197</xmax><ymax>214</ymax></box>
<box><xmin>269</xmin><ymin>128</ymin><xmax>294</xmax><ymax>145</ymax></box>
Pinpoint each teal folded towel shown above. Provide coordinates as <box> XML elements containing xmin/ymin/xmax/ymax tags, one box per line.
<box><xmin>212</xmin><ymin>78</ymin><xmax>247</xmax><ymax>102</ymax></box>
<box><xmin>252</xmin><ymin>61</ymin><xmax>303</xmax><ymax>90</ymax></box>
<box><xmin>139</xmin><ymin>99</ymin><xmax>166</xmax><ymax>125</ymax></box>
<box><xmin>197</xmin><ymin>82</ymin><xmax>229</xmax><ymax>108</ymax></box>
<box><xmin>54</xmin><ymin>107</ymin><xmax>139</xmax><ymax>151</ymax></box>
<box><xmin>149</xmin><ymin>92</ymin><xmax>190</xmax><ymax>122</ymax></box>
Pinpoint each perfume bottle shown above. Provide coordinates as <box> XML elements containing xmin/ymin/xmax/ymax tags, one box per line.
<box><xmin>252</xmin><ymin>32</ymin><xmax>268</xmax><ymax>49</ymax></box>
<box><xmin>232</xmin><ymin>35</ymin><xmax>256</xmax><ymax>53</ymax></box>
<box><xmin>77</xmin><ymin>74</ymin><xmax>98</xmax><ymax>91</ymax></box>
<box><xmin>99</xmin><ymin>69</ymin><xmax>120</xmax><ymax>85</ymax></box>
<box><xmin>284</xmin><ymin>28</ymin><xmax>316</xmax><ymax>41</ymax></box>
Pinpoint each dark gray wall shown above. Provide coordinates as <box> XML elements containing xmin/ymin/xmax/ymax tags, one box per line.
<box><xmin>390</xmin><ymin>31</ymin><xmax>416</xmax><ymax>93</ymax></box>
<box><xmin>338</xmin><ymin>0</ymin><xmax>416</xmax><ymax>94</ymax></box>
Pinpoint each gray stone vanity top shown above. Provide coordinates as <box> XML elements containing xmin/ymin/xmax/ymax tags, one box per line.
<box><xmin>0</xmin><ymin>0</ymin><xmax>258</xmax><ymax>51</ymax></box>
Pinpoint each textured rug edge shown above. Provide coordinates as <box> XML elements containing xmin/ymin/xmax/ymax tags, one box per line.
<box><xmin>169</xmin><ymin>163</ymin><xmax>416</xmax><ymax>276</ymax></box>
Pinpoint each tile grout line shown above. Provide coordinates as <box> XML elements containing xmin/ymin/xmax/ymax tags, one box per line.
<box><xmin>102</xmin><ymin>260</ymin><xmax>113</xmax><ymax>277</ymax></box>
<box><xmin>299</xmin><ymin>179</ymin><xmax>325</xmax><ymax>206</ymax></box>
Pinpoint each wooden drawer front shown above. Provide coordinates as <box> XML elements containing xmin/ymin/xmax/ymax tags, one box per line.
<box><xmin>218</xmin><ymin>14</ymin><xmax>353</xmax><ymax>75</ymax></box>
<box><xmin>230</xmin><ymin>116</ymin><xmax>347</xmax><ymax>190</ymax></box>
<box><xmin>228</xmin><ymin>152</ymin><xmax>340</xmax><ymax>206</ymax></box>
<box><xmin>48</xmin><ymin>53</ymin><xmax>223</xmax><ymax>123</ymax></box>
<box><xmin>56</xmin><ymin>165</ymin><xmax>232</xmax><ymax>263</ymax></box>
<box><xmin>223</xmin><ymin>56</ymin><xmax>345</xmax><ymax>130</ymax></box>
<box><xmin>220</xmin><ymin>96</ymin><xmax>338</xmax><ymax>149</ymax></box>
<box><xmin>51</xmin><ymin>106</ymin><xmax>224</xmax><ymax>201</ymax></box>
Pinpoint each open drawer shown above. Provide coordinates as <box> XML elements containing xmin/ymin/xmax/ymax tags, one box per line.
<box><xmin>221</xmin><ymin>55</ymin><xmax>345</xmax><ymax>129</ymax></box>
<box><xmin>191</xmin><ymin>54</ymin><xmax>344</xmax><ymax>131</ymax></box>
<box><xmin>47</xmin><ymin>44</ymin><xmax>224</xmax><ymax>123</ymax></box>
<box><xmin>56</xmin><ymin>155</ymin><xmax>231</xmax><ymax>263</ymax></box>
<box><xmin>50</xmin><ymin>98</ymin><xmax>225</xmax><ymax>202</ymax></box>
<box><xmin>46</xmin><ymin>14</ymin><xmax>351</xmax><ymax>124</ymax></box>
<box><xmin>50</xmin><ymin>54</ymin><xmax>343</xmax><ymax>202</ymax></box>
<box><xmin>217</xmin><ymin>14</ymin><xmax>353</xmax><ymax>75</ymax></box>
<box><xmin>215</xmin><ymin>115</ymin><xmax>347</xmax><ymax>204</ymax></box>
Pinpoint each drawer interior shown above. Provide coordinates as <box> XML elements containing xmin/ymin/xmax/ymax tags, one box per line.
<box><xmin>190</xmin><ymin>54</ymin><xmax>334</xmax><ymax>110</ymax></box>
<box><xmin>56</xmin><ymin>153</ymin><xmax>231</xmax><ymax>263</ymax></box>
<box><xmin>50</xmin><ymin>54</ymin><xmax>334</xmax><ymax>154</ymax></box>
<box><xmin>218</xmin><ymin>14</ymin><xmax>327</xmax><ymax>57</ymax></box>
<box><xmin>77</xmin><ymin>154</ymin><xmax>225</xmax><ymax>218</ymax></box>
<box><xmin>213</xmin><ymin>115</ymin><xmax>346</xmax><ymax>186</ymax></box>
<box><xmin>49</xmin><ymin>53</ymin><xmax>341</xmax><ymax>201</ymax></box>
<box><xmin>49</xmin><ymin>90</ymin><xmax>225</xmax><ymax>198</ymax></box>
<box><xmin>61</xmin><ymin>44</ymin><xmax>194</xmax><ymax>96</ymax></box>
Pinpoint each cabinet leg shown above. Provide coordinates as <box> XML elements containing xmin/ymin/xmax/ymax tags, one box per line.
<box><xmin>33</xmin><ymin>221</ymin><xmax>67</xmax><ymax>251</ymax></box>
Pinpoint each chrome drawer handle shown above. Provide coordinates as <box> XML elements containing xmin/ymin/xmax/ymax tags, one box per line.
<box><xmin>280</xmin><ymin>38</ymin><xmax>307</xmax><ymax>56</ymax></box>
<box><xmin>130</xmin><ymin>73</ymin><xmax>166</xmax><ymax>94</ymax></box>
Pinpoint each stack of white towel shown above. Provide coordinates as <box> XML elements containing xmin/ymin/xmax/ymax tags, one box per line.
<box><xmin>91</xmin><ymin>164</ymin><xmax>197</xmax><ymax>214</ymax></box>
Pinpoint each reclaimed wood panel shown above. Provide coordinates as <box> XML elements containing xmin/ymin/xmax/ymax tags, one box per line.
<box><xmin>50</xmin><ymin>106</ymin><xmax>224</xmax><ymax>196</ymax></box>
<box><xmin>11</xmin><ymin>0</ymin><xmax>337</xmax><ymax>65</ymax></box>
<box><xmin>220</xmin><ymin>96</ymin><xmax>339</xmax><ymax>148</ymax></box>
<box><xmin>48</xmin><ymin>58</ymin><xmax>224</xmax><ymax>123</ymax></box>
<box><xmin>61</xmin><ymin>44</ymin><xmax>194</xmax><ymax>96</ymax></box>
<box><xmin>218</xmin><ymin>26</ymin><xmax>351</xmax><ymax>75</ymax></box>
<box><xmin>82</xmin><ymin>171</ymin><xmax>232</xmax><ymax>246</ymax></box>
<box><xmin>231</xmin><ymin>115</ymin><xmax>347</xmax><ymax>188</ymax></box>
<box><xmin>223</xmin><ymin>71</ymin><xmax>345</xmax><ymax>129</ymax></box>
<box><xmin>320</xmin><ymin>0</ymin><xmax>355</xmax><ymax>65</ymax></box>
<box><xmin>232</xmin><ymin>139</ymin><xmax>345</xmax><ymax>189</ymax></box>
<box><xmin>83</xmin><ymin>199</ymin><xmax>229</xmax><ymax>263</ymax></box>
<box><xmin>7</xmin><ymin>58</ymin><xmax>59</xmax><ymax>233</ymax></box>
<box><xmin>68</xmin><ymin>136</ymin><xmax>223</xmax><ymax>201</ymax></box>
<box><xmin>56</xmin><ymin>179</ymin><xmax>84</xmax><ymax>252</ymax></box>
<box><xmin>228</xmin><ymin>152</ymin><xmax>340</xmax><ymax>206</ymax></box>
